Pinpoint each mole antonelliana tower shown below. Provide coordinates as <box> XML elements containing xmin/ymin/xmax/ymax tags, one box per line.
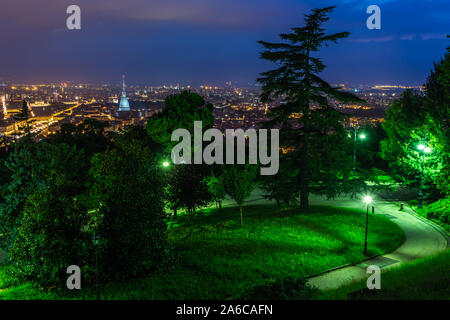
<box><xmin>118</xmin><ymin>74</ymin><xmax>130</xmax><ymax>112</ymax></box>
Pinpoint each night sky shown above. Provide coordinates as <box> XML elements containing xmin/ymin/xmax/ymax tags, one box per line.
<box><xmin>0</xmin><ymin>0</ymin><xmax>449</xmax><ymax>86</ymax></box>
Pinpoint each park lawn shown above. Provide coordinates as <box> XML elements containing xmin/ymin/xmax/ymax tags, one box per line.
<box><xmin>0</xmin><ymin>205</ymin><xmax>404</xmax><ymax>300</ymax></box>
<box><xmin>320</xmin><ymin>249</ymin><xmax>450</xmax><ymax>300</ymax></box>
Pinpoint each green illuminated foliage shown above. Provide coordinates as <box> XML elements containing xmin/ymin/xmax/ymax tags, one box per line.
<box><xmin>222</xmin><ymin>164</ymin><xmax>258</xmax><ymax>227</ymax></box>
<box><xmin>381</xmin><ymin>42</ymin><xmax>450</xmax><ymax>199</ymax></box>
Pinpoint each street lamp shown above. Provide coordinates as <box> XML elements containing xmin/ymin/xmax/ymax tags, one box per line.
<box><xmin>417</xmin><ymin>144</ymin><xmax>431</xmax><ymax>209</ymax></box>
<box><xmin>153</xmin><ymin>161</ymin><xmax>170</xmax><ymax>170</ymax></box>
<box><xmin>363</xmin><ymin>196</ymin><xmax>372</xmax><ymax>255</ymax></box>
<box><xmin>352</xmin><ymin>126</ymin><xmax>367</xmax><ymax>173</ymax></box>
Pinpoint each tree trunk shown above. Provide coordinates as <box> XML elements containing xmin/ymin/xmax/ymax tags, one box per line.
<box><xmin>173</xmin><ymin>208</ymin><xmax>177</xmax><ymax>219</ymax></box>
<box><xmin>299</xmin><ymin>160</ymin><xmax>310</xmax><ymax>210</ymax></box>
<box><xmin>239</xmin><ymin>205</ymin><xmax>243</xmax><ymax>227</ymax></box>
<box><xmin>300</xmin><ymin>186</ymin><xmax>309</xmax><ymax>210</ymax></box>
<box><xmin>219</xmin><ymin>200</ymin><xmax>222</xmax><ymax>212</ymax></box>
<box><xmin>276</xmin><ymin>198</ymin><xmax>280</xmax><ymax>208</ymax></box>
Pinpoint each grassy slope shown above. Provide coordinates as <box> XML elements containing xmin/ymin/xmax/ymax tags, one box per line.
<box><xmin>321</xmin><ymin>249</ymin><xmax>450</xmax><ymax>300</ymax></box>
<box><xmin>0</xmin><ymin>205</ymin><xmax>404</xmax><ymax>300</ymax></box>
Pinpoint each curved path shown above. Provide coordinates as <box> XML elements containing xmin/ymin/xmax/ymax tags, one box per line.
<box><xmin>305</xmin><ymin>194</ymin><xmax>448</xmax><ymax>290</ymax></box>
<box><xmin>222</xmin><ymin>191</ymin><xmax>448</xmax><ymax>291</ymax></box>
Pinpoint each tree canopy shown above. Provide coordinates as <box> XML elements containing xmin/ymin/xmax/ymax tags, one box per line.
<box><xmin>146</xmin><ymin>90</ymin><xmax>214</xmax><ymax>150</ymax></box>
<box><xmin>381</xmin><ymin>42</ymin><xmax>450</xmax><ymax>199</ymax></box>
<box><xmin>257</xmin><ymin>6</ymin><xmax>362</xmax><ymax>209</ymax></box>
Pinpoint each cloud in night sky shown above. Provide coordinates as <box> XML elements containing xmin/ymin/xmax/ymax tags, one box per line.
<box><xmin>0</xmin><ymin>0</ymin><xmax>448</xmax><ymax>85</ymax></box>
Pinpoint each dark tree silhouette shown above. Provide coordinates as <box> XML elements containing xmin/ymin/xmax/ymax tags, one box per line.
<box><xmin>257</xmin><ymin>6</ymin><xmax>362</xmax><ymax>209</ymax></box>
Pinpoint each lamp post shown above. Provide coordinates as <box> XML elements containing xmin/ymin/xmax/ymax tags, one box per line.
<box><xmin>151</xmin><ymin>161</ymin><xmax>171</xmax><ymax>171</ymax></box>
<box><xmin>352</xmin><ymin>126</ymin><xmax>366</xmax><ymax>173</ymax></box>
<box><xmin>92</xmin><ymin>233</ymin><xmax>101</xmax><ymax>300</ymax></box>
<box><xmin>363</xmin><ymin>196</ymin><xmax>372</xmax><ymax>255</ymax></box>
<box><xmin>417</xmin><ymin>144</ymin><xmax>431</xmax><ymax>209</ymax></box>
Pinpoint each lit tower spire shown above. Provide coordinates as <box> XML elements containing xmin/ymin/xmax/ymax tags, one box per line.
<box><xmin>122</xmin><ymin>74</ymin><xmax>126</xmax><ymax>97</ymax></box>
<box><xmin>118</xmin><ymin>74</ymin><xmax>130</xmax><ymax>112</ymax></box>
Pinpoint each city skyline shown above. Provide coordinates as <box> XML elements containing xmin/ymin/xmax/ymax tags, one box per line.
<box><xmin>0</xmin><ymin>2</ymin><xmax>448</xmax><ymax>304</ymax></box>
<box><xmin>0</xmin><ymin>0</ymin><xmax>448</xmax><ymax>85</ymax></box>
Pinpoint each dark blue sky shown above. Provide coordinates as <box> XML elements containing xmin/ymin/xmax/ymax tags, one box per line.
<box><xmin>0</xmin><ymin>0</ymin><xmax>448</xmax><ymax>86</ymax></box>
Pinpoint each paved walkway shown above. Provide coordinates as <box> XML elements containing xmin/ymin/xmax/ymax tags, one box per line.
<box><xmin>222</xmin><ymin>190</ymin><xmax>448</xmax><ymax>290</ymax></box>
<box><xmin>305</xmin><ymin>195</ymin><xmax>448</xmax><ymax>290</ymax></box>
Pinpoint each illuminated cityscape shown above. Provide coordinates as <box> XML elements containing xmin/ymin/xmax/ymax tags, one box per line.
<box><xmin>0</xmin><ymin>79</ymin><xmax>423</xmax><ymax>142</ymax></box>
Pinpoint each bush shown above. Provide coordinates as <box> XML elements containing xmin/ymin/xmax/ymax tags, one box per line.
<box><xmin>8</xmin><ymin>187</ymin><xmax>90</xmax><ymax>287</ymax></box>
<box><xmin>423</xmin><ymin>198</ymin><xmax>449</xmax><ymax>226</ymax></box>
<box><xmin>243</xmin><ymin>277</ymin><xmax>319</xmax><ymax>300</ymax></box>
<box><xmin>90</xmin><ymin>140</ymin><xmax>171</xmax><ymax>280</ymax></box>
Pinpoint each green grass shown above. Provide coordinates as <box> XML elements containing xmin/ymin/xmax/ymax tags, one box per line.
<box><xmin>0</xmin><ymin>204</ymin><xmax>404</xmax><ymax>300</ymax></box>
<box><xmin>321</xmin><ymin>249</ymin><xmax>450</xmax><ymax>300</ymax></box>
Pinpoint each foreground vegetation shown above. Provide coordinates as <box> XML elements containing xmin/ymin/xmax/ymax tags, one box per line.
<box><xmin>0</xmin><ymin>205</ymin><xmax>404</xmax><ymax>299</ymax></box>
<box><xmin>415</xmin><ymin>198</ymin><xmax>449</xmax><ymax>232</ymax></box>
<box><xmin>321</xmin><ymin>249</ymin><xmax>450</xmax><ymax>300</ymax></box>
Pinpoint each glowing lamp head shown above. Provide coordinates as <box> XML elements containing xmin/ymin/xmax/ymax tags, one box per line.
<box><xmin>359</xmin><ymin>134</ymin><xmax>366</xmax><ymax>139</ymax></box>
<box><xmin>418</xmin><ymin>144</ymin><xmax>425</xmax><ymax>150</ymax></box>
<box><xmin>364</xmin><ymin>196</ymin><xmax>372</xmax><ymax>204</ymax></box>
<box><xmin>162</xmin><ymin>161</ymin><xmax>170</xmax><ymax>168</ymax></box>
<box><xmin>424</xmin><ymin>147</ymin><xmax>431</xmax><ymax>154</ymax></box>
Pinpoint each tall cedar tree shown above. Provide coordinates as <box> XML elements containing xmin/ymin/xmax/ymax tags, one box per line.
<box><xmin>257</xmin><ymin>6</ymin><xmax>363</xmax><ymax>209</ymax></box>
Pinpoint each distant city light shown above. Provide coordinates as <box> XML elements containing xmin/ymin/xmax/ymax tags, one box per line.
<box><xmin>0</xmin><ymin>81</ymin><xmax>417</xmax><ymax>142</ymax></box>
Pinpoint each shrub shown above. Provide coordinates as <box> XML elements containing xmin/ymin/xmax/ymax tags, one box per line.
<box><xmin>8</xmin><ymin>187</ymin><xmax>90</xmax><ymax>287</ymax></box>
<box><xmin>90</xmin><ymin>140</ymin><xmax>171</xmax><ymax>280</ymax></box>
<box><xmin>424</xmin><ymin>198</ymin><xmax>449</xmax><ymax>226</ymax></box>
<box><xmin>244</xmin><ymin>277</ymin><xmax>319</xmax><ymax>300</ymax></box>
